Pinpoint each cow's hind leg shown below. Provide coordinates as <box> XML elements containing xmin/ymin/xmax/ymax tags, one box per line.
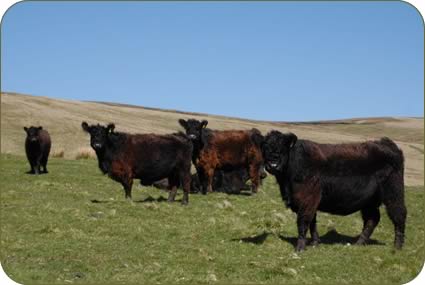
<box><xmin>356</xmin><ymin>207</ymin><xmax>380</xmax><ymax>245</ymax></box>
<box><xmin>179</xmin><ymin>170</ymin><xmax>191</xmax><ymax>205</ymax></box>
<box><xmin>41</xmin><ymin>155</ymin><xmax>49</xmax><ymax>173</ymax></box>
<box><xmin>382</xmin><ymin>174</ymin><xmax>406</xmax><ymax>250</ymax></box>
<box><xmin>167</xmin><ymin>174</ymin><xmax>179</xmax><ymax>203</ymax></box>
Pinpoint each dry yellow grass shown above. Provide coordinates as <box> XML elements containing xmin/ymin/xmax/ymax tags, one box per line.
<box><xmin>51</xmin><ymin>148</ymin><xmax>65</xmax><ymax>158</ymax></box>
<box><xmin>1</xmin><ymin>92</ymin><xmax>423</xmax><ymax>185</ymax></box>
<box><xmin>74</xmin><ymin>147</ymin><xmax>96</xmax><ymax>160</ymax></box>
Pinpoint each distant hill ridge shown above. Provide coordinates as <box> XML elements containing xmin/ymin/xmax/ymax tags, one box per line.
<box><xmin>1</xmin><ymin>92</ymin><xmax>423</xmax><ymax>186</ymax></box>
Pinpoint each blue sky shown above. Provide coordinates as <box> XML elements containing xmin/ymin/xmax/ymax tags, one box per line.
<box><xmin>1</xmin><ymin>1</ymin><xmax>423</xmax><ymax>121</ymax></box>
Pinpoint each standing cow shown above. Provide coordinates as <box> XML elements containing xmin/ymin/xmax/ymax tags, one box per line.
<box><xmin>178</xmin><ymin>118</ymin><xmax>264</xmax><ymax>194</ymax></box>
<box><xmin>81</xmin><ymin>122</ymin><xmax>193</xmax><ymax>204</ymax></box>
<box><xmin>24</xmin><ymin>126</ymin><xmax>51</xmax><ymax>175</ymax></box>
<box><xmin>262</xmin><ymin>130</ymin><xmax>406</xmax><ymax>251</ymax></box>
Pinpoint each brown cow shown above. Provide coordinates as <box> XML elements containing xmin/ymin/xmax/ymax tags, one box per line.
<box><xmin>179</xmin><ymin>119</ymin><xmax>264</xmax><ymax>194</ymax></box>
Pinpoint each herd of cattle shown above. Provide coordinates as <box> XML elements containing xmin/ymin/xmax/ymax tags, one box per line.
<box><xmin>23</xmin><ymin>119</ymin><xmax>407</xmax><ymax>251</ymax></box>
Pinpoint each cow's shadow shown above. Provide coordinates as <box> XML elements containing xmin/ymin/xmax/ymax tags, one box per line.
<box><xmin>26</xmin><ymin>171</ymin><xmax>48</xmax><ymax>175</ymax></box>
<box><xmin>231</xmin><ymin>231</ymin><xmax>270</xmax><ymax>245</ymax></box>
<box><xmin>90</xmin><ymin>196</ymin><xmax>171</xmax><ymax>204</ymax></box>
<box><xmin>135</xmin><ymin>196</ymin><xmax>170</xmax><ymax>203</ymax></box>
<box><xmin>233</xmin><ymin>229</ymin><xmax>385</xmax><ymax>248</ymax></box>
<box><xmin>278</xmin><ymin>229</ymin><xmax>385</xmax><ymax>248</ymax></box>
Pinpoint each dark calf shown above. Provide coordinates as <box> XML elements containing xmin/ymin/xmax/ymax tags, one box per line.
<box><xmin>24</xmin><ymin>126</ymin><xmax>51</xmax><ymax>175</ymax></box>
<box><xmin>82</xmin><ymin>122</ymin><xmax>193</xmax><ymax>204</ymax></box>
<box><xmin>262</xmin><ymin>130</ymin><xmax>406</xmax><ymax>251</ymax></box>
<box><xmin>179</xmin><ymin>118</ymin><xmax>264</xmax><ymax>194</ymax></box>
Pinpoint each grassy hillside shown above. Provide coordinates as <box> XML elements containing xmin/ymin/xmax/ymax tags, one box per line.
<box><xmin>1</xmin><ymin>154</ymin><xmax>423</xmax><ymax>284</ymax></box>
<box><xmin>1</xmin><ymin>92</ymin><xmax>423</xmax><ymax>185</ymax></box>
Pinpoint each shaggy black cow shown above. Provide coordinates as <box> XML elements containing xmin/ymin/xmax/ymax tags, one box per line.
<box><xmin>178</xmin><ymin>118</ymin><xmax>264</xmax><ymax>194</ymax></box>
<box><xmin>24</xmin><ymin>126</ymin><xmax>51</xmax><ymax>175</ymax></box>
<box><xmin>81</xmin><ymin>122</ymin><xmax>193</xmax><ymax>204</ymax></box>
<box><xmin>262</xmin><ymin>130</ymin><xmax>406</xmax><ymax>251</ymax></box>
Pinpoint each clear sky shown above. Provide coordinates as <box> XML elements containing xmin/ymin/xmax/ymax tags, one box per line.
<box><xmin>1</xmin><ymin>1</ymin><xmax>423</xmax><ymax>121</ymax></box>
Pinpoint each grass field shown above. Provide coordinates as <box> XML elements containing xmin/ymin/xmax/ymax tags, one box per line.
<box><xmin>1</xmin><ymin>154</ymin><xmax>423</xmax><ymax>284</ymax></box>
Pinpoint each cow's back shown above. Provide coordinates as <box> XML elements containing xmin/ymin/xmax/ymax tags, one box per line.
<box><xmin>290</xmin><ymin>138</ymin><xmax>404</xmax><ymax>215</ymax></box>
<box><xmin>202</xmin><ymin>130</ymin><xmax>260</xmax><ymax>165</ymax></box>
<box><xmin>125</xmin><ymin>133</ymin><xmax>193</xmax><ymax>181</ymax></box>
<box><xmin>296</xmin><ymin>139</ymin><xmax>403</xmax><ymax>176</ymax></box>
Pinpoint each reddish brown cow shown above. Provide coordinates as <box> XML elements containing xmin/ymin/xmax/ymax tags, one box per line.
<box><xmin>179</xmin><ymin>119</ymin><xmax>264</xmax><ymax>194</ymax></box>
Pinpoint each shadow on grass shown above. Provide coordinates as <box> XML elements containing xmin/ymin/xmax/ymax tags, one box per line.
<box><xmin>233</xmin><ymin>229</ymin><xmax>386</xmax><ymax>248</ymax></box>
<box><xmin>232</xmin><ymin>231</ymin><xmax>270</xmax><ymax>244</ymax></box>
<box><xmin>135</xmin><ymin>195</ymin><xmax>169</xmax><ymax>203</ymax></box>
<box><xmin>278</xmin><ymin>229</ymin><xmax>386</xmax><ymax>249</ymax></box>
<box><xmin>26</xmin><ymin>170</ymin><xmax>48</xmax><ymax>175</ymax></box>
<box><xmin>90</xmin><ymin>195</ymin><xmax>186</xmax><ymax>203</ymax></box>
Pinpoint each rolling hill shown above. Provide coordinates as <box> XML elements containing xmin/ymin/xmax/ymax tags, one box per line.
<box><xmin>1</xmin><ymin>92</ymin><xmax>423</xmax><ymax>185</ymax></box>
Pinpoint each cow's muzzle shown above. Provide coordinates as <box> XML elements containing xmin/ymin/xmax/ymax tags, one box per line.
<box><xmin>92</xmin><ymin>143</ymin><xmax>102</xmax><ymax>150</ymax></box>
<box><xmin>265</xmin><ymin>161</ymin><xmax>281</xmax><ymax>172</ymax></box>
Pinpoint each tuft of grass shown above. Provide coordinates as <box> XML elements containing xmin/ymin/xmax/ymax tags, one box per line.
<box><xmin>51</xmin><ymin>149</ymin><xmax>65</xmax><ymax>158</ymax></box>
<box><xmin>0</xmin><ymin>154</ymin><xmax>424</xmax><ymax>284</ymax></box>
<box><xmin>75</xmin><ymin>147</ymin><xmax>96</xmax><ymax>160</ymax></box>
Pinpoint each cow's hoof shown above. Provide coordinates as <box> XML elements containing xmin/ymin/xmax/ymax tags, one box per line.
<box><xmin>296</xmin><ymin>240</ymin><xmax>306</xmax><ymax>252</ymax></box>
<box><xmin>355</xmin><ymin>238</ymin><xmax>367</xmax><ymax>246</ymax></box>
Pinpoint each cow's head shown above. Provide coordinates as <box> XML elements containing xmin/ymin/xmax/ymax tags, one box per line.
<box><xmin>178</xmin><ymin>118</ymin><xmax>208</xmax><ymax>141</ymax></box>
<box><xmin>262</xmin><ymin>130</ymin><xmax>297</xmax><ymax>174</ymax></box>
<box><xmin>81</xmin><ymin>122</ymin><xmax>115</xmax><ymax>151</ymax></box>
<box><xmin>24</xmin><ymin>126</ymin><xmax>43</xmax><ymax>143</ymax></box>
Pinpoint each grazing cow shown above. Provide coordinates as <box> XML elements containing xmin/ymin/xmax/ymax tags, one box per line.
<box><xmin>81</xmin><ymin>122</ymin><xmax>193</xmax><ymax>204</ymax></box>
<box><xmin>24</xmin><ymin>126</ymin><xmax>51</xmax><ymax>175</ymax></box>
<box><xmin>262</xmin><ymin>130</ymin><xmax>407</xmax><ymax>251</ymax></box>
<box><xmin>178</xmin><ymin>118</ymin><xmax>264</xmax><ymax>194</ymax></box>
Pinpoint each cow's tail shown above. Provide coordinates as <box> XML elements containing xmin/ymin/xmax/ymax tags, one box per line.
<box><xmin>250</xmin><ymin>128</ymin><xmax>264</xmax><ymax>148</ymax></box>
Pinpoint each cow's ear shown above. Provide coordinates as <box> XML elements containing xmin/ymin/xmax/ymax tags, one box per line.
<box><xmin>201</xmin><ymin>120</ymin><xmax>208</xmax><ymax>128</ymax></box>
<box><xmin>23</xmin><ymin>127</ymin><xmax>28</xmax><ymax>133</ymax></box>
<box><xmin>107</xmin><ymin>123</ymin><xmax>115</xmax><ymax>133</ymax></box>
<box><xmin>38</xmin><ymin>126</ymin><xmax>43</xmax><ymax>130</ymax></box>
<box><xmin>81</xmin><ymin>122</ymin><xmax>90</xmax><ymax>132</ymax></box>
<box><xmin>178</xmin><ymin>119</ymin><xmax>188</xmax><ymax>129</ymax></box>
<box><xmin>287</xmin><ymin>132</ymin><xmax>298</xmax><ymax>148</ymax></box>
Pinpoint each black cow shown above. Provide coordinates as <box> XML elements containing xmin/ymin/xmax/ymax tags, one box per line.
<box><xmin>81</xmin><ymin>122</ymin><xmax>193</xmax><ymax>204</ymax></box>
<box><xmin>262</xmin><ymin>130</ymin><xmax>406</xmax><ymax>251</ymax></box>
<box><xmin>24</xmin><ymin>126</ymin><xmax>51</xmax><ymax>175</ymax></box>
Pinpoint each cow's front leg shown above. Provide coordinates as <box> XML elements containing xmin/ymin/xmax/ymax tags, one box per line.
<box><xmin>309</xmin><ymin>214</ymin><xmax>320</xmax><ymax>246</ymax></box>
<box><xmin>204</xmin><ymin>167</ymin><xmax>215</xmax><ymax>193</ymax></box>
<box><xmin>293</xmin><ymin>178</ymin><xmax>321</xmax><ymax>251</ymax></box>
<box><xmin>122</xmin><ymin>178</ymin><xmax>133</xmax><ymax>200</ymax></box>
<box><xmin>167</xmin><ymin>185</ymin><xmax>178</xmax><ymax>202</ymax></box>
<box><xmin>296</xmin><ymin>214</ymin><xmax>310</xmax><ymax>251</ymax></box>
<box><xmin>248</xmin><ymin>163</ymin><xmax>261</xmax><ymax>194</ymax></box>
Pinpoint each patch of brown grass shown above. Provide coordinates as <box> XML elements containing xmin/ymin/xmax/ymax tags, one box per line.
<box><xmin>75</xmin><ymin>147</ymin><xmax>96</xmax><ymax>160</ymax></box>
<box><xmin>51</xmin><ymin>149</ymin><xmax>65</xmax><ymax>158</ymax></box>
